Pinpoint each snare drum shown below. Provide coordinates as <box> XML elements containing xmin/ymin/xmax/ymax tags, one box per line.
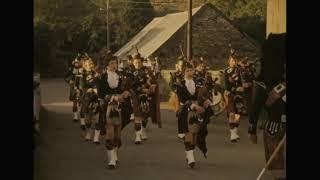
<box><xmin>211</xmin><ymin>91</ymin><xmax>226</xmax><ymax>115</ymax></box>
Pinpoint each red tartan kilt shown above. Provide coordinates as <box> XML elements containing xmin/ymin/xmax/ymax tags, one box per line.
<box><xmin>263</xmin><ymin>131</ymin><xmax>285</xmax><ymax>170</ymax></box>
<box><xmin>226</xmin><ymin>94</ymin><xmax>236</xmax><ymax>114</ymax></box>
<box><xmin>131</xmin><ymin>95</ymin><xmax>149</xmax><ymax>118</ymax></box>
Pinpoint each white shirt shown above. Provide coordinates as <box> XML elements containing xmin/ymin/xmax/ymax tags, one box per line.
<box><xmin>107</xmin><ymin>70</ymin><xmax>119</xmax><ymax>88</ymax></box>
<box><xmin>184</xmin><ymin>77</ymin><xmax>195</xmax><ymax>95</ymax></box>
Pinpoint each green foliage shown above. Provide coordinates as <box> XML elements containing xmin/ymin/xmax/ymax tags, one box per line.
<box><xmin>110</xmin><ymin>0</ymin><xmax>154</xmax><ymax>49</ymax></box>
<box><xmin>34</xmin><ymin>0</ymin><xmax>154</xmax><ymax>76</ymax></box>
<box><xmin>206</xmin><ymin>0</ymin><xmax>266</xmax><ymax>44</ymax></box>
<box><xmin>34</xmin><ymin>21</ymin><xmax>51</xmax><ymax>74</ymax></box>
<box><xmin>34</xmin><ymin>0</ymin><xmax>266</xmax><ymax>76</ymax></box>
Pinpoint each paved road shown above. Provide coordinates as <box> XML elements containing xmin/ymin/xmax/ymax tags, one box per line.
<box><xmin>34</xmin><ymin>78</ymin><xmax>274</xmax><ymax>180</ymax></box>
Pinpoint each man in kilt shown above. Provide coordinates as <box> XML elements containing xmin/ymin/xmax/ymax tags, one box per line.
<box><xmin>129</xmin><ymin>54</ymin><xmax>158</xmax><ymax>144</ymax></box>
<box><xmin>224</xmin><ymin>55</ymin><xmax>244</xmax><ymax>143</ymax></box>
<box><xmin>169</xmin><ymin>56</ymin><xmax>187</xmax><ymax>140</ymax></box>
<box><xmin>175</xmin><ymin>62</ymin><xmax>214</xmax><ymax>168</ymax></box>
<box><xmin>248</xmin><ymin>33</ymin><xmax>286</xmax><ymax>180</ymax></box>
<box><xmin>80</xmin><ymin>56</ymin><xmax>100</xmax><ymax>141</ymax></box>
<box><xmin>96</xmin><ymin>55</ymin><xmax>130</xmax><ymax>169</ymax></box>
<box><xmin>64</xmin><ymin>54</ymin><xmax>84</xmax><ymax>122</ymax></box>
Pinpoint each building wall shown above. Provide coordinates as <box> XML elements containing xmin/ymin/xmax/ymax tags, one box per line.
<box><xmin>152</xmin><ymin>4</ymin><xmax>260</xmax><ymax>70</ymax></box>
<box><xmin>192</xmin><ymin>5</ymin><xmax>260</xmax><ymax>69</ymax></box>
<box><xmin>266</xmin><ymin>0</ymin><xmax>286</xmax><ymax>36</ymax></box>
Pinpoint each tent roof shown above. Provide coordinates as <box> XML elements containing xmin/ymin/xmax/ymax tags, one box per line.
<box><xmin>114</xmin><ymin>5</ymin><xmax>203</xmax><ymax>60</ymax></box>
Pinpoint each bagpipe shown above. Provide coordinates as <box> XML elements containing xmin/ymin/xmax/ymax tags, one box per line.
<box><xmin>70</xmin><ymin>82</ymin><xmax>83</xmax><ymax>102</ymax></box>
<box><xmin>179</xmin><ymin>44</ymin><xmax>187</xmax><ymax>61</ymax></box>
<box><xmin>210</xmin><ymin>78</ymin><xmax>226</xmax><ymax>116</ymax></box>
<box><xmin>168</xmin><ymin>71</ymin><xmax>184</xmax><ymax>112</ymax></box>
<box><xmin>106</xmin><ymin>96</ymin><xmax>121</xmax><ymax>117</ymax></box>
<box><xmin>118</xmin><ymin>70</ymin><xmax>133</xmax><ymax>91</ymax></box>
<box><xmin>139</xmin><ymin>94</ymin><xmax>150</xmax><ymax>115</ymax></box>
<box><xmin>81</xmin><ymin>88</ymin><xmax>99</xmax><ymax>115</ymax></box>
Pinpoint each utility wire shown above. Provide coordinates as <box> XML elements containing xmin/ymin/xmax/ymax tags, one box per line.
<box><xmin>116</xmin><ymin>1</ymin><xmax>187</xmax><ymax>4</ymax></box>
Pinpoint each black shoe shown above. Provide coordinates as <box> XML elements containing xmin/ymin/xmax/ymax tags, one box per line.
<box><xmin>94</xmin><ymin>141</ymin><xmax>100</xmax><ymax>145</ymax></box>
<box><xmin>80</xmin><ymin>125</ymin><xmax>86</xmax><ymax>131</ymax></box>
<box><xmin>73</xmin><ymin>119</ymin><xmax>79</xmax><ymax>122</ymax></box>
<box><xmin>108</xmin><ymin>165</ymin><xmax>116</xmax><ymax>169</ymax></box>
<box><xmin>84</xmin><ymin>135</ymin><xmax>91</xmax><ymax>141</ymax></box>
<box><xmin>242</xmin><ymin>112</ymin><xmax>248</xmax><ymax>116</ymax></box>
<box><xmin>189</xmin><ymin>162</ymin><xmax>195</xmax><ymax>168</ymax></box>
<box><xmin>231</xmin><ymin>139</ymin><xmax>237</xmax><ymax>143</ymax></box>
<box><xmin>134</xmin><ymin>141</ymin><xmax>142</xmax><ymax>145</ymax></box>
<box><xmin>249</xmin><ymin>134</ymin><xmax>257</xmax><ymax>144</ymax></box>
<box><xmin>101</xmin><ymin>129</ymin><xmax>106</xmax><ymax>135</ymax></box>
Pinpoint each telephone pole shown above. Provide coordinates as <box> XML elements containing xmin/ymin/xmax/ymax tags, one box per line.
<box><xmin>187</xmin><ymin>0</ymin><xmax>192</xmax><ymax>61</ymax></box>
<box><xmin>106</xmin><ymin>0</ymin><xmax>110</xmax><ymax>50</ymax></box>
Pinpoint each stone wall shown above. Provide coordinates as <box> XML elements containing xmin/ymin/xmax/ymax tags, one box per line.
<box><xmin>152</xmin><ymin>4</ymin><xmax>260</xmax><ymax>70</ymax></box>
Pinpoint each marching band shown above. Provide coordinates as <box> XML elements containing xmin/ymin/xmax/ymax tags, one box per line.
<box><xmin>63</xmin><ymin>36</ymin><xmax>286</xmax><ymax>179</ymax></box>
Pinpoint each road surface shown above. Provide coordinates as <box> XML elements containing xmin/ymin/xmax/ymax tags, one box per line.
<box><xmin>34</xmin><ymin>78</ymin><xmax>274</xmax><ymax>180</ymax></box>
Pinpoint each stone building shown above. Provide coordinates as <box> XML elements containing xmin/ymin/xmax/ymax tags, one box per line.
<box><xmin>115</xmin><ymin>3</ymin><xmax>260</xmax><ymax>70</ymax></box>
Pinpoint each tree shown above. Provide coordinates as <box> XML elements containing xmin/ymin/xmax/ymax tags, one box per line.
<box><xmin>110</xmin><ymin>0</ymin><xmax>154</xmax><ymax>51</ymax></box>
<box><xmin>34</xmin><ymin>0</ymin><xmax>265</xmax><ymax>76</ymax></box>
<box><xmin>34</xmin><ymin>0</ymin><xmax>154</xmax><ymax>76</ymax></box>
<box><xmin>207</xmin><ymin>0</ymin><xmax>267</xmax><ymax>44</ymax></box>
